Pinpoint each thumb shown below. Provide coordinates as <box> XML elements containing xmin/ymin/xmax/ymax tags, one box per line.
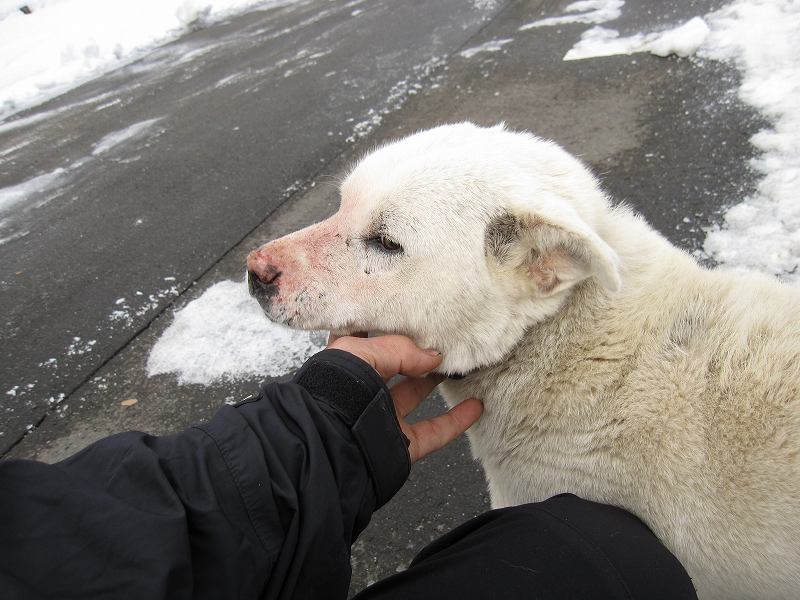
<box><xmin>329</xmin><ymin>335</ymin><xmax>442</xmax><ymax>381</ymax></box>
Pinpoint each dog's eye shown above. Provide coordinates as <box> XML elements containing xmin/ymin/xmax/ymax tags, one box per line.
<box><xmin>379</xmin><ymin>235</ymin><xmax>402</xmax><ymax>252</ymax></box>
<box><xmin>367</xmin><ymin>235</ymin><xmax>403</xmax><ymax>254</ymax></box>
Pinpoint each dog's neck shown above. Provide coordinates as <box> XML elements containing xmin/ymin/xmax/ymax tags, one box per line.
<box><xmin>440</xmin><ymin>278</ymin><xmax>615</xmax><ymax>382</ymax></box>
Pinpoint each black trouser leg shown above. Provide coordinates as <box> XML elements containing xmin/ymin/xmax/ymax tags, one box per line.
<box><xmin>355</xmin><ymin>494</ymin><xmax>697</xmax><ymax>600</ymax></box>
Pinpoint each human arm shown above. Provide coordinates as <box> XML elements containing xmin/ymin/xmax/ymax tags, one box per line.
<box><xmin>0</xmin><ymin>337</ymin><xmax>481</xmax><ymax>600</ymax></box>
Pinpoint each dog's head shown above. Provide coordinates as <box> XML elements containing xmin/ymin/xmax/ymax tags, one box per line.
<box><xmin>247</xmin><ymin>123</ymin><xmax>620</xmax><ymax>374</ymax></box>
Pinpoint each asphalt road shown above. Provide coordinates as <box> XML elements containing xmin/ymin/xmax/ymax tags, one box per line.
<box><xmin>0</xmin><ymin>0</ymin><xmax>764</xmax><ymax>594</ymax></box>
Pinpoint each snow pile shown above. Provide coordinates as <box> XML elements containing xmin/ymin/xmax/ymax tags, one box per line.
<box><xmin>0</xmin><ymin>0</ymin><xmax>293</xmax><ymax>120</ymax></box>
<box><xmin>147</xmin><ymin>279</ymin><xmax>326</xmax><ymax>384</ymax></box>
<box><xmin>520</xmin><ymin>0</ymin><xmax>623</xmax><ymax>30</ymax></box>
<box><xmin>699</xmin><ymin>0</ymin><xmax>800</xmax><ymax>280</ymax></box>
<box><xmin>648</xmin><ymin>17</ymin><xmax>711</xmax><ymax>58</ymax></box>
<box><xmin>564</xmin><ymin>16</ymin><xmax>710</xmax><ymax>61</ymax></box>
<box><xmin>546</xmin><ymin>0</ymin><xmax>799</xmax><ymax>280</ymax></box>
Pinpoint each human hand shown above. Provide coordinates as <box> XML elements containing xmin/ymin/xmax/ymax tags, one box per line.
<box><xmin>327</xmin><ymin>333</ymin><xmax>483</xmax><ymax>463</ymax></box>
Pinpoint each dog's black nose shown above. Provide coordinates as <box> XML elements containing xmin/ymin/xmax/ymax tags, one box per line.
<box><xmin>248</xmin><ymin>269</ymin><xmax>280</xmax><ymax>298</ymax></box>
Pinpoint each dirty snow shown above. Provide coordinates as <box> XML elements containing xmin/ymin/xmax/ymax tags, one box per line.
<box><xmin>0</xmin><ymin>168</ymin><xmax>66</xmax><ymax>215</ymax></box>
<box><xmin>698</xmin><ymin>0</ymin><xmax>800</xmax><ymax>280</ymax></box>
<box><xmin>147</xmin><ymin>279</ymin><xmax>326</xmax><ymax>384</ymax></box>
<box><xmin>92</xmin><ymin>118</ymin><xmax>162</xmax><ymax>155</ymax></box>
<box><xmin>0</xmin><ymin>105</ymin><xmax>61</xmax><ymax>134</ymax></box>
<box><xmin>519</xmin><ymin>0</ymin><xmax>624</xmax><ymax>30</ymax></box>
<box><xmin>0</xmin><ymin>0</ymin><xmax>296</xmax><ymax>120</ymax></box>
<box><xmin>0</xmin><ymin>115</ymin><xmax>165</xmax><ymax>239</ymax></box>
<box><xmin>459</xmin><ymin>38</ymin><xmax>514</xmax><ymax>59</ymax></box>
<box><xmin>563</xmin><ymin>17</ymin><xmax>710</xmax><ymax>61</ymax></box>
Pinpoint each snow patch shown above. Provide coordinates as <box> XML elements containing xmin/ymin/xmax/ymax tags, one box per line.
<box><xmin>0</xmin><ymin>0</ymin><xmax>298</xmax><ymax>120</ymax></box>
<box><xmin>459</xmin><ymin>38</ymin><xmax>514</xmax><ymax>59</ymax></box>
<box><xmin>563</xmin><ymin>17</ymin><xmax>710</xmax><ymax>61</ymax></box>
<box><xmin>46</xmin><ymin>393</ymin><xmax>66</xmax><ymax>406</ymax></box>
<box><xmin>109</xmin><ymin>283</ymin><xmax>181</xmax><ymax>327</ymax></box>
<box><xmin>0</xmin><ymin>138</ymin><xmax>35</xmax><ymax>158</ymax></box>
<box><xmin>147</xmin><ymin>279</ymin><xmax>325</xmax><ymax>384</ymax></box>
<box><xmin>92</xmin><ymin>118</ymin><xmax>162</xmax><ymax>155</ymax></box>
<box><xmin>648</xmin><ymin>17</ymin><xmax>711</xmax><ymax>58</ymax></box>
<box><xmin>699</xmin><ymin>0</ymin><xmax>800</xmax><ymax>280</ymax></box>
<box><xmin>66</xmin><ymin>336</ymin><xmax>97</xmax><ymax>357</ymax></box>
<box><xmin>277</xmin><ymin>47</ymin><xmax>332</xmax><ymax>79</ymax></box>
<box><xmin>0</xmin><ymin>106</ymin><xmax>61</xmax><ymax>135</ymax></box>
<box><xmin>0</xmin><ymin>116</ymin><xmax>164</xmax><ymax>228</ymax></box>
<box><xmin>520</xmin><ymin>0</ymin><xmax>624</xmax><ymax>30</ymax></box>
<box><xmin>0</xmin><ymin>168</ymin><xmax>66</xmax><ymax>214</ymax></box>
<box><xmin>214</xmin><ymin>72</ymin><xmax>247</xmax><ymax>88</ymax></box>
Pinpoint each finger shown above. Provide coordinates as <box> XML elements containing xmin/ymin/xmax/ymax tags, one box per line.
<box><xmin>327</xmin><ymin>331</ymin><xmax>368</xmax><ymax>345</ymax></box>
<box><xmin>371</xmin><ymin>335</ymin><xmax>442</xmax><ymax>380</ymax></box>
<box><xmin>406</xmin><ymin>398</ymin><xmax>483</xmax><ymax>463</ymax></box>
<box><xmin>391</xmin><ymin>373</ymin><xmax>446</xmax><ymax>418</ymax></box>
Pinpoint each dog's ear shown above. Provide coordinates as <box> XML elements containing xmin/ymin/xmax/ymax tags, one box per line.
<box><xmin>486</xmin><ymin>210</ymin><xmax>621</xmax><ymax>295</ymax></box>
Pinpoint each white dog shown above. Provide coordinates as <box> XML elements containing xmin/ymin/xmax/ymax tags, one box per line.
<box><xmin>246</xmin><ymin>123</ymin><xmax>800</xmax><ymax>599</ymax></box>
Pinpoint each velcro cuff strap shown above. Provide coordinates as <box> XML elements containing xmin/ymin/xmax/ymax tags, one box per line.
<box><xmin>351</xmin><ymin>388</ymin><xmax>411</xmax><ymax>507</ymax></box>
<box><xmin>294</xmin><ymin>349</ymin><xmax>411</xmax><ymax>506</ymax></box>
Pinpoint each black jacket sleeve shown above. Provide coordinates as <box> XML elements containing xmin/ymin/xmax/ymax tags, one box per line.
<box><xmin>0</xmin><ymin>349</ymin><xmax>411</xmax><ymax>600</ymax></box>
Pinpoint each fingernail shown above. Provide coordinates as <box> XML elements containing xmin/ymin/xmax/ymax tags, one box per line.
<box><xmin>423</xmin><ymin>348</ymin><xmax>442</xmax><ymax>357</ymax></box>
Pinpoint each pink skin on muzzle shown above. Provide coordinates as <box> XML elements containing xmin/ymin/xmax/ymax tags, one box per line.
<box><xmin>248</xmin><ymin>217</ymin><xmax>340</xmax><ymax>286</ymax></box>
<box><xmin>246</xmin><ymin>215</ymin><xmax>356</xmax><ymax>327</ymax></box>
<box><xmin>246</xmin><ymin>247</ymin><xmax>282</xmax><ymax>285</ymax></box>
